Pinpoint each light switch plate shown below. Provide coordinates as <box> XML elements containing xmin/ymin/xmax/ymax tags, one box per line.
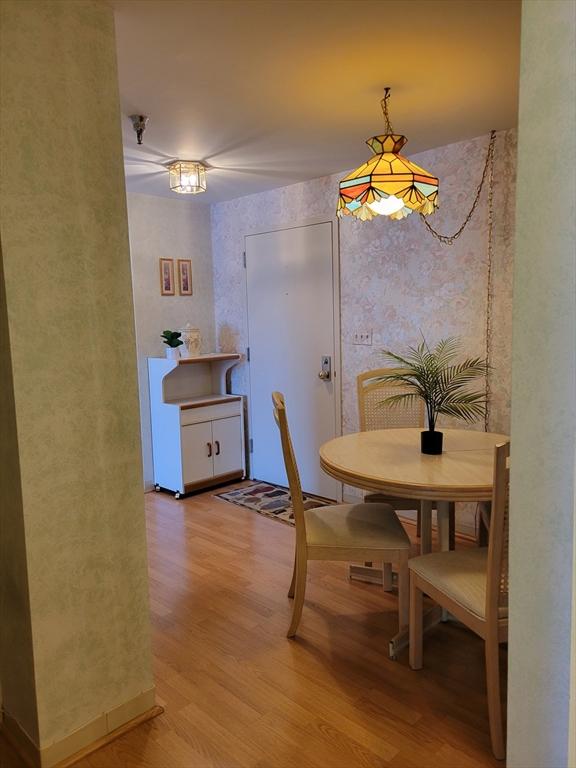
<box><xmin>353</xmin><ymin>330</ymin><xmax>373</xmax><ymax>346</ymax></box>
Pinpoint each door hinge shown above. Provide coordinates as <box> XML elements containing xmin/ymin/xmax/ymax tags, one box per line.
<box><xmin>249</xmin><ymin>438</ymin><xmax>254</xmax><ymax>453</ymax></box>
<box><xmin>243</xmin><ymin>251</ymin><xmax>246</xmax><ymax>268</ymax></box>
<box><xmin>246</xmin><ymin>346</ymin><xmax>250</xmax><ymax>361</ymax></box>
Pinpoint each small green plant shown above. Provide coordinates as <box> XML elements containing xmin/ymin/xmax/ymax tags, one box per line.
<box><xmin>375</xmin><ymin>336</ymin><xmax>488</xmax><ymax>431</ymax></box>
<box><xmin>161</xmin><ymin>330</ymin><xmax>183</xmax><ymax>348</ymax></box>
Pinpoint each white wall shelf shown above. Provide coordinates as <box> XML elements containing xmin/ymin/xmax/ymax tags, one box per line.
<box><xmin>148</xmin><ymin>354</ymin><xmax>245</xmax><ymax>497</ymax></box>
<box><xmin>176</xmin><ymin>353</ymin><xmax>241</xmax><ymax>364</ymax></box>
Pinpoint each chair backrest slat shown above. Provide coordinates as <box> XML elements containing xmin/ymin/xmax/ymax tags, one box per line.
<box><xmin>486</xmin><ymin>442</ymin><xmax>510</xmax><ymax>622</ymax></box>
<box><xmin>357</xmin><ymin>368</ymin><xmax>425</xmax><ymax>432</ymax></box>
<box><xmin>271</xmin><ymin>392</ymin><xmax>306</xmax><ymax>537</ymax></box>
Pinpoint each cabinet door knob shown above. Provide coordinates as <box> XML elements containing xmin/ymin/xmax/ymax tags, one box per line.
<box><xmin>207</xmin><ymin>442</ymin><xmax>212</xmax><ymax>457</ymax></box>
<box><xmin>215</xmin><ymin>440</ymin><xmax>221</xmax><ymax>456</ymax></box>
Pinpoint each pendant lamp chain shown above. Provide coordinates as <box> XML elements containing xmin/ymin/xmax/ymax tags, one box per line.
<box><xmin>475</xmin><ymin>134</ymin><xmax>496</xmax><ymax>539</ymax></box>
<box><xmin>381</xmin><ymin>87</ymin><xmax>394</xmax><ymax>134</ymax></box>
<box><xmin>418</xmin><ymin>129</ymin><xmax>497</xmax><ymax>427</ymax></box>
<box><xmin>420</xmin><ymin>130</ymin><xmax>497</xmax><ymax>245</ymax></box>
<box><xmin>483</xmin><ymin>132</ymin><xmax>496</xmax><ymax>432</ymax></box>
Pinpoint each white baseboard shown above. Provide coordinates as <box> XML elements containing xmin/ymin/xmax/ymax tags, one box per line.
<box><xmin>1</xmin><ymin>688</ymin><xmax>158</xmax><ymax>768</ymax></box>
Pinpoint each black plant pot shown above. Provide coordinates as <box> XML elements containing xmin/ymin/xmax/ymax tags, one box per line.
<box><xmin>421</xmin><ymin>430</ymin><xmax>443</xmax><ymax>455</ymax></box>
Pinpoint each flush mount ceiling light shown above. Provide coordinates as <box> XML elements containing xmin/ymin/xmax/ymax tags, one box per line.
<box><xmin>167</xmin><ymin>160</ymin><xmax>207</xmax><ymax>194</ymax></box>
<box><xmin>337</xmin><ymin>88</ymin><xmax>439</xmax><ymax>222</ymax></box>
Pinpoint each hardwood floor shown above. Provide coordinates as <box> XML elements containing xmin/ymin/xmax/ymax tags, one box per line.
<box><xmin>2</xmin><ymin>487</ymin><xmax>506</xmax><ymax>767</ymax></box>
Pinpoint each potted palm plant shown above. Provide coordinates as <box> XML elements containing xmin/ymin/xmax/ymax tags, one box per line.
<box><xmin>375</xmin><ymin>337</ymin><xmax>488</xmax><ymax>454</ymax></box>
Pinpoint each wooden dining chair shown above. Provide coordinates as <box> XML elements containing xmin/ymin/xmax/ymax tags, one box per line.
<box><xmin>408</xmin><ymin>441</ymin><xmax>510</xmax><ymax>760</ymax></box>
<box><xmin>272</xmin><ymin>391</ymin><xmax>411</xmax><ymax>639</ymax></box>
<box><xmin>357</xmin><ymin>368</ymin><xmax>455</xmax><ymax>550</ymax></box>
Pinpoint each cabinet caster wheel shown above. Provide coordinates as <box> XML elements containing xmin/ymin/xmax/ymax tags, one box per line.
<box><xmin>174</xmin><ymin>492</ymin><xmax>181</xmax><ymax>499</ymax></box>
<box><xmin>154</xmin><ymin>484</ymin><xmax>160</xmax><ymax>492</ymax></box>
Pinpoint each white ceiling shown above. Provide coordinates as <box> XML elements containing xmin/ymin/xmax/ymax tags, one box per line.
<box><xmin>113</xmin><ymin>0</ymin><xmax>521</xmax><ymax>204</ymax></box>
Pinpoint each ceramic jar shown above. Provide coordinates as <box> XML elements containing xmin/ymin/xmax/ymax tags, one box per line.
<box><xmin>179</xmin><ymin>325</ymin><xmax>201</xmax><ymax>358</ymax></box>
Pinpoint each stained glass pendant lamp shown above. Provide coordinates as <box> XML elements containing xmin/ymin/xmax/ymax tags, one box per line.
<box><xmin>337</xmin><ymin>89</ymin><xmax>439</xmax><ymax>222</ymax></box>
<box><xmin>167</xmin><ymin>160</ymin><xmax>207</xmax><ymax>194</ymax></box>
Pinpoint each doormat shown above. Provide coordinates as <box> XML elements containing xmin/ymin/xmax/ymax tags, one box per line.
<box><xmin>215</xmin><ymin>481</ymin><xmax>332</xmax><ymax>526</ymax></box>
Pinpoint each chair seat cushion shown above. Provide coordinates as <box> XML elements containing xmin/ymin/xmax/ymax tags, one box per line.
<box><xmin>305</xmin><ymin>502</ymin><xmax>411</xmax><ymax>551</ymax></box>
<box><xmin>409</xmin><ymin>548</ymin><xmax>508</xmax><ymax>620</ymax></box>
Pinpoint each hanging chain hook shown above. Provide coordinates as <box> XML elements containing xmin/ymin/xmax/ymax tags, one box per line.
<box><xmin>130</xmin><ymin>114</ymin><xmax>149</xmax><ymax>145</ymax></box>
<box><xmin>380</xmin><ymin>87</ymin><xmax>394</xmax><ymax>134</ymax></box>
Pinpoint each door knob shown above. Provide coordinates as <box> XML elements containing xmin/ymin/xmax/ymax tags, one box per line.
<box><xmin>318</xmin><ymin>355</ymin><xmax>332</xmax><ymax>381</ymax></box>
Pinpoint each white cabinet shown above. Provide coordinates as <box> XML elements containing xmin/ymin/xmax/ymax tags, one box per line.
<box><xmin>181</xmin><ymin>422</ymin><xmax>214</xmax><ymax>485</ymax></box>
<box><xmin>148</xmin><ymin>354</ymin><xmax>245</xmax><ymax>497</ymax></box>
<box><xmin>181</xmin><ymin>415</ymin><xmax>243</xmax><ymax>486</ymax></box>
<box><xmin>213</xmin><ymin>416</ymin><xmax>243</xmax><ymax>477</ymax></box>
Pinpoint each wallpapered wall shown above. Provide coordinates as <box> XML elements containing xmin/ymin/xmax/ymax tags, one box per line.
<box><xmin>0</xmin><ymin>0</ymin><xmax>153</xmax><ymax>752</ymax></box>
<box><xmin>127</xmin><ymin>193</ymin><xmax>216</xmax><ymax>488</ymax></box>
<box><xmin>211</xmin><ymin>129</ymin><xmax>517</xmax><ymax>534</ymax></box>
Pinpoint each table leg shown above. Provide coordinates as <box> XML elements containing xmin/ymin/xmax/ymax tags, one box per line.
<box><xmin>382</xmin><ymin>563</ymin><xmax>394</xmax><ymax>591</ymax></box>
<box><xmin>478</xmin><ymin>501</ymin><xmax>491</xmax><ymax>546</ymax></box>
<box><xmin>348</xmin><ymin>563</ymin><xmax>394</xmax><ymax>589</ymax></box>
<box><xmin>449</xmin><ymin>502</ymin><xmax>456</xmax><ymax>550</ymax></box>
<box><xmin>389</xmin><ymin>605</ymin><xmax>443</xmax><ymax>659</ymax></box>
<box><xmin>437</xmin><ymin>501</ymin><xmax>451</xmax><ymax>551</ymax></box>
<box><xmin>420</xmin><ymin>500</ymin><xmax>433</xmax><ymax>554</ymax></box>
<box><xmin>349</xmin><ymin>564</ymin><xmax>384</xmax><ymax>584</ymax></box>
<box><xmin>436</xmin><ymin>500</ymin><xmax>453</xmax><ymax>621</ymax></box>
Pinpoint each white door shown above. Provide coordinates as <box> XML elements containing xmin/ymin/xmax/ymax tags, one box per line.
<box><xmin>213</xmin><ymin>416</ymin><xmax>243</xmax><ymax>477</ymax></box>
<box><xmin>246</xmin><ymin>222</ymin><xmax>339</xmax><ymax>500</ymax></box>
<box><xmin>181</xmin><ymin>421</ymin><xmax>213</xmax><ymax>484</ymax></box>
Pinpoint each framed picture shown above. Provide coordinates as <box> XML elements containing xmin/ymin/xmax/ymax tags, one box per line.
<box><xmin>177</xmin><ymin>259</ymin><xmax>193</xmax><ymax>295</ymax></box>
<box><xmin>159</xmin><ymin>258</ymin><xmax>175</xmax><ymax>296</ymax></box>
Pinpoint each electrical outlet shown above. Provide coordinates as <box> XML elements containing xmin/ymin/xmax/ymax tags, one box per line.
<box><xmin>353</xmin><ymin>330</ymin><xmax>373</xmax><ymax>346</ymax></box>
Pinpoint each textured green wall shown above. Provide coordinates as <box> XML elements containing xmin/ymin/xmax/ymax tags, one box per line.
<box><xmin>0</xmin><ymin>0</ymin><xmax>153</xmax><ymax>747</ymax></box>
<box><xmin>0</xmin><ymin>241</ymin><xmax>40</xmax><ymax>744</ymax></box>
<box><xmin>508</xmin><ymin>0</ymin><xmax>576</xmax><ymax>766</ymax></box>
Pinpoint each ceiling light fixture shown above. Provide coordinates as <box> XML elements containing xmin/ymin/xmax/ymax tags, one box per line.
<box><xmin>337</xmin><ymin>88</ymin><xmax>439</xmax><ymax>222</ymax></box>
<box><xmin>167</xmin><ymin>160</ymin><xmax>207</xmax><ymax>195</ymax></box>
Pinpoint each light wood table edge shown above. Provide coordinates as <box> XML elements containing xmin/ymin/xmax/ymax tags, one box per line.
<box><xmin>319</xmin><ymin>457</ymin><xmax>493</xmax><ymax>502</ymax></box>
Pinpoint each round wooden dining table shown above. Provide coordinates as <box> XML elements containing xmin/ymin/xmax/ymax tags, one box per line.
<box><xmin>319</xmin><ymin>427</ymin><xmax>509</xmax><ymax>554</ymax></box>
<box><xmin>320</xmin><ymin>427</ymin><xmax>509</xmax><ymax>657</ymax></box>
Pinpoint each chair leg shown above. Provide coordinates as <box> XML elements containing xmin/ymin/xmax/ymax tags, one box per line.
<box><xmin>416</xmin><ymin>508</ymin><xmax>421</xmax><ymax>538</ymax></box>
<box><xmin>409</xmin><ymin>574</ymin><xmax>423</xmax><ymax>670</ymax></box>
<box><xmin>287</xmin><ymin>553</ymin><xmax>307</xmax><ymax>638</ymax></box>
<box><xmin>485</xmin><ymin>633</ymin><xmax>506</xmax><ymax>760</ymax></box>
<box><xmin>449</xmin><ymin>502</ymin><xmax>456</xmax><ymax>551</ymax></box>
<box><xmin>382</xmin><ymin>562</ymin><xmax>394</xmax><ymax>591</ymax></box>
<box><xmin>288</xmin><ymin>549</ymin><xmax>296</xmax><ymax>598</ymax></box>
<box><xmin>397</xmin><ymin>557</ymin><xmax>409</xmax><ymax>630</ymax></box>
